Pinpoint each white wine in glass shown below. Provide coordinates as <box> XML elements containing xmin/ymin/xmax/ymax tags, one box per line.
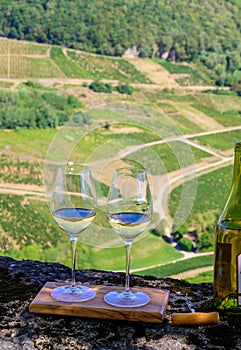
<box><xmin>50</xmin><ymin>163</ymin><xmax>96</xmax><ymax>302</ymax></box>
<box><xmin>104</xmin><ymin>167</ymin><xmax>153</xmax><ymax>307</ymax></box>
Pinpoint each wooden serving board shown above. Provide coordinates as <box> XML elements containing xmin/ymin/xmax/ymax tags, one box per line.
<box><xmin>29</xmin><ymin>282</ymin><xmax>169</xmax><ymax>323</ymax></box>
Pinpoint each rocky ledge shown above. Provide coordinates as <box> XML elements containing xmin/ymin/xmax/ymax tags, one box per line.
<box><xmin>0</xmin><ymin>256</ymin><xmax>240</xmax><ymax>350</ymax></box>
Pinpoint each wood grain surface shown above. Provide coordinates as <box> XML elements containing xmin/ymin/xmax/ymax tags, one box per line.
<box><xmin>29</xmin><ymin>282</ymin><xmax>169</xmax><ymax>323</ymax></box>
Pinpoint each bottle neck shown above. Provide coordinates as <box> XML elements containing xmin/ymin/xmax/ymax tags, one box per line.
<box><xmin>220</xmin><ymin>148</ymin><xmax>241</xmax><ymax>222</ymax></box>
<box><xmin>230</xmin><ymin>151</ymin><xmax>241</xmax><ymax>195</ymax></box>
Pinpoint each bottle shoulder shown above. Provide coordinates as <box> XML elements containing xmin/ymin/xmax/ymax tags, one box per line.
<box><xmin>217</xmin><ymin>219</ymin><xmax>241</xmax><ymax>230</ymax></box>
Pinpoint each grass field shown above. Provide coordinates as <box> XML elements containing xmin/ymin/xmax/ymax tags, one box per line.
<box><xmin>186</xmin><ymin>270</ymin><xmax>213</xmax><ymax>283</ymax></box>
<box><xmin>92</xmin><ymin>235</ymin><xmax>183</xmax><ymax>271</ymax></box>
<box><xmin>192</xmin><ymin>129</ymin><xmax>241</xmax><ymax>152</ymax></box>
<box><xmin>136</xmin><ymin>254</ymin><xmax>214</xmax><ymax>278</ymax></box>
<box><xmin>0</xmin><ymin>129</ymin><xmax>57</xmax><ymax>158</ymax></box>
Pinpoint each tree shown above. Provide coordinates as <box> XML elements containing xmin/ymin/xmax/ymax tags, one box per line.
<box><xmin>178</xmin><ymin>237</ymin><xmax>193</xmax><ymax>252</ymax></box>
<box><xmin>197</xmin><ymin>231</ymin><xmax>214</xmax><ymax>251</ymax></box>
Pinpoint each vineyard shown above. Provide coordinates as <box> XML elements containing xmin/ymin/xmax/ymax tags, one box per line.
<box><xmin>0</xmin><ymin>153</ymin><xmax>43</xmax><ymax>185</ymax></box>
<box><xmin>169</xmin><ymin>165</ymin><xmax>233</xmax><ymax>228</ymax></box>
<box><xmin>0</xmin><ymin>38</ymin><xmax>55</xmax><ymax>78</ymax></box>
<box><xmin>0</xmin><ymin>38</ymin><xmax>150</xmax><ymax>82</ymax></box>
<box><xmin>0</xmin><ymin>120</ymin><xmax>238</xmax><ymax>276</ymax></box>
<box><xmin>0</xmin><ymin>38</ymin><xmax>241</xmax><ymax>282</ymax></box>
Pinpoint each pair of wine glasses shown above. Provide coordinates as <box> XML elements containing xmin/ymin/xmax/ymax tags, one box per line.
<box><xmin>50</xmin><ymin>162</ymin><xmax>153</xmax><ymax>308</ymax></box>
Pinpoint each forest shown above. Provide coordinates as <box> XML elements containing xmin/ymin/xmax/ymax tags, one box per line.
<box><xmin>0</xmin><ymin>0</ymin><xmax>240</xmax><ymax>87</ymax></box>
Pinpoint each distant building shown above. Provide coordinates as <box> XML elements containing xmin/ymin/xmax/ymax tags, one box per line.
<box><xmin>122</xmin><ymin>46</ymin><xmax>140</xmax><ymax>58</ymax></box>
<box><xmin>161</xmin><ymin>51</ymin><xmax>169</xmax><ymax>60</ymax></box>
<box><xmin>161</xmin><ymin>49</ymin><xmax>176</xmax><ymax>62</ymax></box>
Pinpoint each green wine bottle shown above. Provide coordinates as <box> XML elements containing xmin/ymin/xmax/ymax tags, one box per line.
<box><xmin>214</xmin><ymin>142</ymin><xmax>241</xmax><ymax>314</ymax></box>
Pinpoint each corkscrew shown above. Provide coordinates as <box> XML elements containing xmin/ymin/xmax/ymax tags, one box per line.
<box><xmin>172</xmin><ymin>294</ymin><xmax>220</xmax><ymax>326</ymax></box>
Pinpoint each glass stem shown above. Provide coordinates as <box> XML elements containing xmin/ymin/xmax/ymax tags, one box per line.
<box><xmin>70</xmin><ymin>236</ymin><xmax>78</xmax><ymax>288</ymax></box>
<box><xmin>124</xmin><ymin>240</ymin><xmax>132</xmax><ymax>294</ymax></box>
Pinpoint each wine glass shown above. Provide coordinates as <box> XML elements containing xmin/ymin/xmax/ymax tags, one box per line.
<box><xmin>50</xmin><ymin>163</ymin><xmax>96</xmax><ymax>302</ymax></box>
<box><xmin>104</xmin><ymin>166</ymin><xmax>153</xmax><ymax>307</ymax></box>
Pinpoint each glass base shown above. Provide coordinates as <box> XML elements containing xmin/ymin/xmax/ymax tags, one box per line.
<box><xmin>104</xmin><ymin>290</ymin><xmax>150</xmax><ymax>308</ymax></box>
<box><xmin>50</xmin><ymin>284</ymin><xmax>96</xmax><ymax>302</ymax></box>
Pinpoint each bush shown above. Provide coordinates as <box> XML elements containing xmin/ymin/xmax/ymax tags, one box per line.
<box><xmin>24</xmin><ymin>80</ymin><xmax>43</xmax><ymax>89</ymax></box>
<box><xmin>116</xmin><ymin>83</ymin><xmax>133</xmax><ymax>95</ymax></box>
<box><xmin>89</xmin><ymin>81</ymin><xmax>113</xmax><ymax>93</ymax></box>
<box><xmin>177</xmin><ymin>237</ymin><xmax>193</xmax><ymax>252</ymax></box>
<box><xmin>42</xmin><ymin>92</ymin><xmax>67</xmax><ymax>110</ymax></box>
<box><xmin>103</xmin><ymin>121</ymin><xmax>110</xmax><ymax>129</ymax></box>
<box><xmin>197</xmin><ymin>230</ymin><xmax>214</xmax><ymax>251</ymax></box>
<box><xmin>71</xmin><ymin>112</ymin><xmax>91</xmax><ymax>126</ymax></box>
<box><xmin>67</xmin><ymin>94</ymin><xmax>83</xmax><ymax>108</ymax></box>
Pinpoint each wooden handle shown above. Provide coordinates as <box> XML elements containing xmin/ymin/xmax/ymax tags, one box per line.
<box><xmin>172</xmin><ymin>312</ymin><xmax>220</xmax><ymax>326</ymax></box>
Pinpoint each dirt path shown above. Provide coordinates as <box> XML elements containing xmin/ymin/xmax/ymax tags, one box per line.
<box><xmin>0</xmin><ymin>182</ymin><xmax>44</xmax><ymax>197</ymax></box>
<box><xmin>170</xmin><ymin>265</ymin><xmax>213</xmax><ymax>280</ymax></box>
<box><xmin>0</xmin><ymin>76</ymin><xmax>224</xmax><ymax>92</ymax></box>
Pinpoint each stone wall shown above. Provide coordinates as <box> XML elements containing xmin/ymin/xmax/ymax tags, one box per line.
<box><xmin>0</xmin><ymin>256</ymin><xmax>240</xmax><ymax>350</ymax></box>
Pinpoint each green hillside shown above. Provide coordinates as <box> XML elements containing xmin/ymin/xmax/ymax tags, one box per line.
<box><xmin>0</xmin><ymin>36</ymin><xmax>240</xmax><ymax>280</ymax></box>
